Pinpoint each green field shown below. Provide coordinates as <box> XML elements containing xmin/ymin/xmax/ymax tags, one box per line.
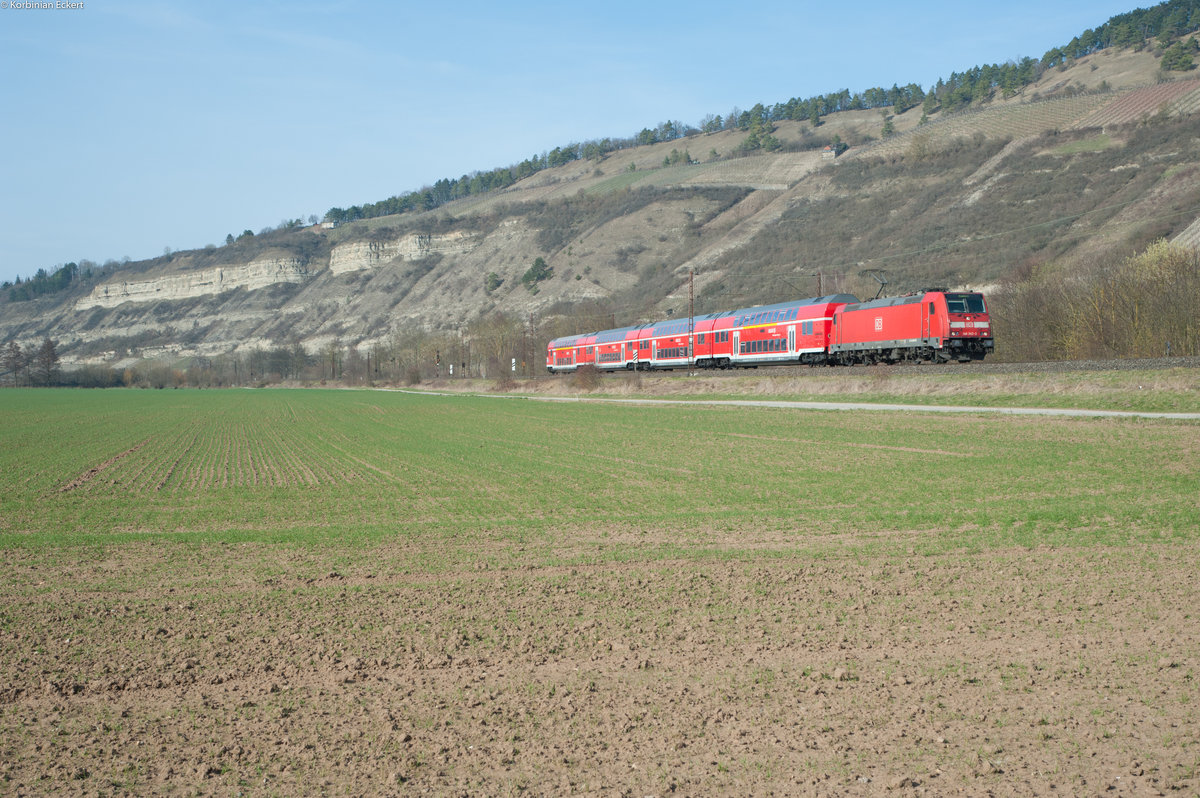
<box><xmin>2</xmin><ymin>387</ymin><xmax>1195</xmax><ymax>554</ymax></box>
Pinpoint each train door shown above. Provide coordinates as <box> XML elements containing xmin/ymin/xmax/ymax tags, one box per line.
<box><xmin>923</xmin><ymin>300</ymin><xmax>933</xmax><ymax>342</ymax></box>
<box><xmin>731</xmin><ymin>330</ymin><xmax>740</xmax><ymax>362</ymax></box>
<box><xmin>788</xmin><ymin>325</ymin><xmax>796</xmax><ymax>352</ymax></box>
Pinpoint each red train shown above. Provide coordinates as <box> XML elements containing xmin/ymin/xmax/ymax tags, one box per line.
<box><xmin>546</xmin><ymin>290</ymin><xmax>992</xmax><ymax>372</ymax></box>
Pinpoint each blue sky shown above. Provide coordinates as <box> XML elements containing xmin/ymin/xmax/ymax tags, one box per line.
<box><xmin>0</xmin><ymin>0</ymin><xmax>1139</xmax><ymax>286</ymax></box>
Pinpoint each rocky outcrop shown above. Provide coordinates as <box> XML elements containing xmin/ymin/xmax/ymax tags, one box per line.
<box><xmin>77</xmin><ymin>257</ymin><xmax>311</xmax><ymax>310</ymax></box>
<box><xmin>328</xmin><ymin>231</ymin><xmax>478</xmax><ymax>274</ymax></box>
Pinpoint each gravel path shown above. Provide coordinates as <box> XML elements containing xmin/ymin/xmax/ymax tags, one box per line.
<box><xmin>531</xmin><ymin>394</ymin><xmax>1200</xmax><ymax>419</ymax></box>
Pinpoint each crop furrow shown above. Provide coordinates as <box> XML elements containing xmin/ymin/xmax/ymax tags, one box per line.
<box><xmin>58</xmin><ymin>439</ymin><xmax>150</xmax><ymax>493</ymax></box>
<box><xmin>157</xmin><ymin>428</ymin><xmax>202</xmax><ymax>492</ymax></box>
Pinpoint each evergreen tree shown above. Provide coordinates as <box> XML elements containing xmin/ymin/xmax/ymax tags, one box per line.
<box><xmin>2</xmin><ymin>341</ymin><xmax>26</xmax><ymax>386</ymax></box>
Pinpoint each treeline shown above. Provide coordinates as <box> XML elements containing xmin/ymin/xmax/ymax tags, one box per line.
<box><xmin>991</xmin><ymin>240</ymin><xmax>1200</xmax><ymax>360</ymax></box>
<box><xmin>1043</xmin><ymin>0</ymin><xmax>1200</xmax><ymax>67</ymax></box>
<box><xmin>324</xmin><ymin>0</ymin><xmax>1200</xmax><ymax>230</ymax></box>
<box><xmin>4</xmin><ymin>261</ymin><xmax>103</xmax><ymax>303</ymax></box>
<box><xmin>1</xmin><ymin>339</ymin><xmax>61</xmax><ymax>386</ymax></box>
<box><xmin>323</xmin><ymin>137</ymin><xmax>645</xmax><ymax>226</ymax></box>
<box><xmin>934</xmin><ymin>0</ymin><xmax>1200</xmax><ymax>112</ymax></box>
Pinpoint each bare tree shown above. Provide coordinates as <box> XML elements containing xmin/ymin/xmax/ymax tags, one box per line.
<box><xmin>32</xmin><ymin>338</ymin><xmax>60</xmax><ymax>386</ymax></box>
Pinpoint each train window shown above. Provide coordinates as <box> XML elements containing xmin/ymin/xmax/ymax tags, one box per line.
<box><xmin>929</xmin><ymin>302</ymin><xmax>935</xmax><ymax>314</ymax></box>
<box><xmin>944</xmin><ymin>294</ymin><xmax>986</xmax><ymax>314</ymax></box>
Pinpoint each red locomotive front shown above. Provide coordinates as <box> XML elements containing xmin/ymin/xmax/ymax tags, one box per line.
<box><xmin>831</xmin><ymin>290</ymin><xmax>992</xmax><ymax>364</ymax></box>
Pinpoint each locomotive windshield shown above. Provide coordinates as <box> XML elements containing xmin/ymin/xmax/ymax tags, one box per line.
<box><xmin>944</xmin><ymin>293</ymin><xmax>986</xmax><ymax>314</ymax></box>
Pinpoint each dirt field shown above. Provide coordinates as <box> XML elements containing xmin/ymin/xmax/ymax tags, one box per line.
<box><xmin>2</xmin><ymin>535</ymin><xmax>1197</xmax><ymax>796</ymax></box>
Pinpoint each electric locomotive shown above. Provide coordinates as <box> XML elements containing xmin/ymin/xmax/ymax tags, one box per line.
<box><xmin>830</xmin><ymin>290</ymin><xmax>992</xmax><ymax>364</ymax></box>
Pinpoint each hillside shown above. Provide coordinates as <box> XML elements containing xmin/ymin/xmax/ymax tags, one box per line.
<box><xmin>2</xmin><ymin>44</ymin><xmax>1199</xmax><ymax>376</ymax></box>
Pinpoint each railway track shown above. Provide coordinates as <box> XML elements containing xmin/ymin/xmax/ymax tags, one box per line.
<box><xmin>539</xmin><ymin>355</ymin><xmax>1199</xmax><ymax>381</ymax></box>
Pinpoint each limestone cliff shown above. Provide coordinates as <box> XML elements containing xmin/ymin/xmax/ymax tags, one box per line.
<box><xmin>76</xmin><ymin>257</ymin><xmax>312</xmax><ymax>310</ymax></box>
<box><xmin>328</xmin><ymin>231</ymin><xmax>479</xmax><ymax>274</ymax></box>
